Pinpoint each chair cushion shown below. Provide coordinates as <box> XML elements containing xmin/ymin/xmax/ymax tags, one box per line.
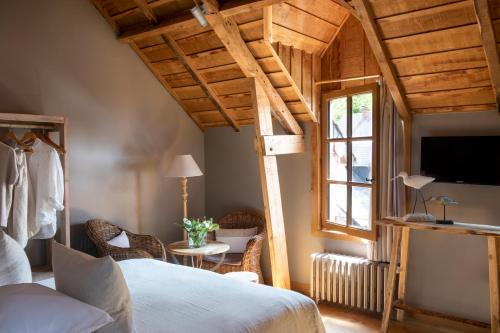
<box><xmin>52</xmin><ymin>241</ymin><xmax>134</xmax><ymax>333</ymax></box>
<box><xmin>205</xmin><ymin>253</ymin><xmax>243</xmax><ymax>266</ymax></box>
<box><xmin>215</xmin><ymin>227</ymin><xmax>258</xmax><ymax>253</ymax></box>
<box><xmin>0</xmin><ymin>230</ymin><xmax>31</xmax><ymax>286</ymax></box>
<box><xmin>107</xmin><ymin>231</ymin><xmax>130</xmax><ymax>248</ymax></box>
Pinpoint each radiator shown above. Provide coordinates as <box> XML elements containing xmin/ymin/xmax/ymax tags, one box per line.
<box><xmin>311</xmin><ymin>253</ymin><xmax>389</xmax><ymax>313</ymax></box>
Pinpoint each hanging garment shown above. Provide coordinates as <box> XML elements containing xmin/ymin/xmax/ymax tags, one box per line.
<box><xmin>0</xmin><ymin>142</ymin><xmax>18</xmax><ymax>228</ymax></box>
<box><xmin>29</xmin><ymin>139</ymin><xmax>64</xmax><ymax>239</ymax></box>
<box><xmin>8</xmin><ymin>150</ymin><xmax>36</xmax><ymax>247</ymax></box>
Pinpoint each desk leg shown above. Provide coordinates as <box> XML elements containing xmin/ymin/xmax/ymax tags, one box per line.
<box><xmin>488</xmin><ymin>236</ymin><xmax>500</xmax><ymax>333</ymax></box>
<box><xmin>397</xmin><ymin>227</ymin><xmax>410</xmax><ymax>321</ymax></box>
<box><xmin>381</xmin><ymin>226</ymin><xmax>402</xmax><ymax>333</ymax></box>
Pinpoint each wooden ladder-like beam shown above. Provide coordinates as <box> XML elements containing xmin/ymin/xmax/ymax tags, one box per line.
<box><xmin>202</xmin><ymin>0</ymin><xmax>303</xmax><ymax>135</ymax></box>
<box><xmin>251</xmin><ymin>78</ymin><xmax>291</xmax><ymax>289</ymax></box>
<box><xmin>351</xmin><ymin>0</ymin><xmax>412</xmax><ymax>121</ymax></box>
<box><xmin>474</xmin><ymin>0</ymin><xmax>500</xmax><ymax>113</ymax></box>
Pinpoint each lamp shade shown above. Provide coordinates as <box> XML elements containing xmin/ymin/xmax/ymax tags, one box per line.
<box><xmin>165</xmin><ymin>154</ymin><xmax>203</xmax><ymax>178</ymax></box>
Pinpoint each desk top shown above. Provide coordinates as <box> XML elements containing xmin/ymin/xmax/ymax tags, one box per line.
<box><xmin>378</xmin><ymin>217</ymin><xmax>500</xmax><ymax>237</ymax></box>
<box><xmin>166</xmin><ymin>240</ymin><xmax>230</xmax><ymax>256</ymax></box>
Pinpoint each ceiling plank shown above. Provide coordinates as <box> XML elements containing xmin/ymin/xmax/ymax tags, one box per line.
<box><xmin>333</xmin><ymin>0</ymin><xmax>360</xmax><ymax>19</ymax></box>
<box><xmin>118</xmin><ymin>0</ymin><xmax>287</xmax><ymax>42</ymax></box>
<box><xmin>351</xmin><ymin>0</ymin><xmax>412</xmax><ymax>120</ymax></box>
<box><xmin>133</xmin><ymin>0</ymin><xmax>158</xmax><ymax>24</ymax></box>
<box><xmin>90</xmin><ymin>0</ymin><xmax>120</xmax><ymax>34</ymax></box>
<box><xmin>202</xmin><ymin>0</ymin><xmax>303</xmax><ymax>134</ymax></box>
<box><xmin>128</xmin><ymin>41</ymin><xmax>205</xmax><ymax>131</ymax></box>
<box><xmin>163</xmin><ymin>35</ymin><xmax>240</xmax><ymax>131</ymax></box>
<box><xmin>473</xmin><ymin>0</ymin><xmax>500</xmax><ymax>112</ymax></box>
<box><xmin>265</xmin><ymin>42</ymin><xmax>317</xmax><ymax>121</ymax></box>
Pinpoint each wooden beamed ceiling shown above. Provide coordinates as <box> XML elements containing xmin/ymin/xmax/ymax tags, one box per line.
<box><xmin>348</xmin><ymin>0</ymin><xmax>500</xmax><ymax>115</ymax></box>
<box><xmin>91</xmin><ymin>0</ymin><xmax>348</xmax><ymax>130</ymax></box>
<box><xmin>92</xmin><ymin>0</ymin><xmax>500</xmax><ymax>131</ymax></box>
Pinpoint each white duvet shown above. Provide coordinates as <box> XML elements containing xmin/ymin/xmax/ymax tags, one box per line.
<box><xmin>40</xmin><ymin>259</ymin><xmax>325</xmax><ymax>333</ymax></box>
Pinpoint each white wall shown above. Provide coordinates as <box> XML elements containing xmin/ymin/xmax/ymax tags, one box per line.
<box><xmin>205</xmin><ymin>124</ymin><xmax>366</xmax><ymax>283</ymax></box>
<box><xmin>205</xmin><ymin>111</ymin><xmax>500</xmax><ymax>322</ymax></box>
<box><xmin>407</xmin><ymin>111</ymin><xmax>500</xmax><ymax>322</ymax></box>
<box><xmin>0</xmin><ymin>0</ymin><xmax>205</xmax><ymax>262</ymax></box>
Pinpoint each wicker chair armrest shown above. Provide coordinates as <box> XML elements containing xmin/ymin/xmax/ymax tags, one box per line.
<box><xmin>107</xmin><ymin>248</ymin><xmax>154</xmax><ymax>261</ymax></box>
<box><xmin>242</xmin><ymin>233</ymin><xmax>265</xmax><ymax>268</ymax></box>
<box><xmin>127</xmin><ymin>233</ymin><xmax>166</xmax><ymax>261</ymax></box>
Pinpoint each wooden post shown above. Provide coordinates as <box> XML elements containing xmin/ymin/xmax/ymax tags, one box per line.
<box><xmin>397</xmin><ymin>227</ymin><xmax>410</xmax><ymax>321</ymax></box>
<box><xmin>251</xmin><ymin>79</ymin><xmax>291</xmax><ymax>289</ymax></box>
<box><xmin>381</xmin><ymin>226</ymin><xmax>402</xmax><ymax>332</ymax></box>
<box><xmin>488</xmin><ymin>236</ymin><xmax>500</xmax><ymax>333</ymax></box>
<box><xmin>58</xmin><ymin>118</ymin><xmax>70</xmax><ymax>247</ymax></box>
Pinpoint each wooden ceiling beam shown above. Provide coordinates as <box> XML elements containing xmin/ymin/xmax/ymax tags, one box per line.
<box><xmin>163</xmin><ymin>35</ymin><xmax>241</xmax><ymax>131</ymax></box>
<box><xmin>333</xmin><ymin>0</ymin><xmax>360</xmax><ymax>19</ymax></box>
<box><xmin>128</xmin><ymin>41</ymin><xmax>205</xmax><ymax>131</ymax></box>
<box><xmin>133</xmin><ymin>0</ymin><xmax>158</xmax><ymax>24</ymax></box>
<box><xmin>118</xmin><ymin>0</ymin><xmax>287</xmax><ymax>43</ymax></box>
<box><xmin>202</xmin><ymin>0</ymin><xmax>303</xmax><ymax>134</ymax></box>
<box><xmin>351</xmin><ymin>0</ymin><xmax>412</xmax><ymax>121</ymax></box>
<box><xmin>473</xmin><ymin>0</ymin><xmax>500</xmax><ymax>113</ymax></box>
<box><xmin>261</xmin><ymin>135</ymin><xmax>305</xmax><ymax>155</ymax></box>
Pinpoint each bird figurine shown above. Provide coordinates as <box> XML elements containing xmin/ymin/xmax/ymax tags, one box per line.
<box><xmin>392</xmin><ymin>172</ymin><xmax>435</xmax><ymax>214</ymax></box>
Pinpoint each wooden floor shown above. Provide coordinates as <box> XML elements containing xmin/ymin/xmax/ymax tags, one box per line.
<box><xmin>319</xmin><ymin>304</ymin><xmax>489</xmax><ymax>333</ymax></box>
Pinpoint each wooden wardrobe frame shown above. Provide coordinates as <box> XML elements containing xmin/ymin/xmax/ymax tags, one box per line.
<box><xmin>0</xmin><ymin>113</ymin><xmax>70</xmax><ymax>264</ymax></box>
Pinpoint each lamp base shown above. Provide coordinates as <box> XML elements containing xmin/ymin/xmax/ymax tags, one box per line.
<box><xmin>436</xmin><ymin>219</ymin><xmax>454</xmax><ymax>225</ymax></box>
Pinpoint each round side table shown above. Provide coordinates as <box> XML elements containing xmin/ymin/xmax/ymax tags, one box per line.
<box><xmin>166</xmin><ymin>240</ymin><xmax>229</xmax><ymax>271</ymax></box>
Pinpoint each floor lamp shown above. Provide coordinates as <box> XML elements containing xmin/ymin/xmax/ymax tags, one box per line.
<box><xmin>165</xmin><ymin>154</ymin><xmax>203</xmax><ymax>224</ymax></box>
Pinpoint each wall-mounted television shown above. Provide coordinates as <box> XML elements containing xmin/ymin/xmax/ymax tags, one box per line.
<box><xmin>420</xmin><ymin>136</ymin><xmax>500</xmax><ymax>186</ymax></box>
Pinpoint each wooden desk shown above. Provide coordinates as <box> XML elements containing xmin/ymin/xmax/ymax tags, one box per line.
<box><xmin>378</xmin><ymin>217</ymin><xmax>500</xmax><ymax>333</ymax></box>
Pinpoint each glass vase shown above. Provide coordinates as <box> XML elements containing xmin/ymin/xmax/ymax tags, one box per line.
<box><xmin>188</xmin><ymin>231</ymin><xmax>207</xmax><ymax>248</ymax></box>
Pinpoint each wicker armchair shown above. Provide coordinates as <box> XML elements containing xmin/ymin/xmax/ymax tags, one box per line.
<box><xmin>85</xmin><ymin>219</ymin><xmax>166</xmax><ymax>261</ymax></box>
<box><xmin>202</xmin><ymin>209</ymin><xmax>265</xmax><ymax>283</ymax></box>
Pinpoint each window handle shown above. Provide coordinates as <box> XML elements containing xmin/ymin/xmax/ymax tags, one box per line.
<box><xmin>366</xmin><ymin>178</ymin><xmax>375</xmax><ymax>182</ymax></box>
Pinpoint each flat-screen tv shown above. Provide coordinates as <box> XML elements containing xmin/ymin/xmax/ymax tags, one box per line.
<box><xmin>420</xmin><ymin>136</ymin><xmax>500</xmax><ymax>186</ymax></box>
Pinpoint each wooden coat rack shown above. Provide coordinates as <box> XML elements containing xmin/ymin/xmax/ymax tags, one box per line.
<box><xmin>0</xmin><ymin>113</ymin><xmax>70</xmax><ymax>267</ymax></box>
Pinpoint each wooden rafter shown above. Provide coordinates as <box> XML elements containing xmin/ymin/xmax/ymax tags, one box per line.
<box><xmin>251</xmin><ymin>78</ymin><xmax>291</xmax><ymax>289</ymax></box>
<box><xmin>351</xmin><ymin>0</ymin><xmax>412</xmax><ymax>121</ymax></box>
<box><xmin>118</xmin><ymin>0</ymin><xmax>288</xmax><ymax>42</ymax></box>
<box><xmin>128</xmin><ymin>41</ymin><xmax>205</xmax><ymax>131</ymax></box>
<box><xmin>473</xmin><ymin>0</ymin><xmax>500</xmax><ymax>112</ymax></box>
<box><xmin>202</xmin><ymin>0</ymin><xmax>303</xmax><ymax>134</ymax></box>
<box><xmin>265</xmin><ymin>42</ymin><xmax>317</xmax><ymax>122</ymax></box>
<box><xmin>163</xmin><ymin>35</ymin><xmax>240</xmax><ymax>131</ymax></box>
<box><xmin>133</xmin><ymin>0</ymin><xmax>158</xmax><ymax>24</ymax></box>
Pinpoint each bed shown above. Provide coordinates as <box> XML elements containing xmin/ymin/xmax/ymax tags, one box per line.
<box><xmin>39</xmin><ymin>259</ymin><xmax>325</xmax><ymax>333</ymax></box>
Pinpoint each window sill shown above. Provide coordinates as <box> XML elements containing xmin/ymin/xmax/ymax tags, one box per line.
<box><xmin>312</xmin><ymin>228</ymin><xmax>370</xmax><ymax>243</ymax></box>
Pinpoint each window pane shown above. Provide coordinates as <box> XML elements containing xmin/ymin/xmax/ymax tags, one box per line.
<box><xmin>351</xmin><ymin>140</ymin><xmax>372</xmax><ymax>183</ymax></box>
<box><xmin>352</xmin><ymin>92</ymin><xmax>372</xmax><ymax>137</ymax></box>
<box><xmin>329</xmin><ymin>142</ymin><xmax>347</xmax><ymax>181</ymax></box>
<box><xmin>329</xmin><ymin>97</ymin><xmax>347</xmax><ymax>138</ymax></box>
<box><xmin>351</xmin><ymin>186</ymin><xmax>371</xmax><ymax>230</ymax></box>
<box><xmin>328</xmin><ymin>184</ymin><xmax>347</xmax><ymax>226</ymax></box>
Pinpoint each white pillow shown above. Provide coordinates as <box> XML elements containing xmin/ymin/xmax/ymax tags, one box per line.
<box><xmin>0</xmin><ymin>230</ymin><xmax>31</xmax><ymax>286</ymax></box>
<box><xmin>107</xmin><ymin>231</ymin><xmax>130</xmax><ymax>248</ymax></box>
<box><xmin>52</xmin><ymin>241</ymin><xmax>134</xmax><ymax>333</ymax></box>
<box><xmin>0</xmin><ymin>283</ymin><xmax>113</xmax><ymax>333</ymax></box>
<box><xmin>215</xmin><ymin>227</ymin><xmax>258</xmax><ymax>253</ymax></box>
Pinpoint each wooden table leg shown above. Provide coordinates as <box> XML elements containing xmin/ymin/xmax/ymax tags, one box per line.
<box><xmin>397</xmin><ymin>227</ymin><xmax>410</xmax><ymax>321</ymax></box>
<box><xmin>381</xmin><ymin>226</ymin><xmax>402</xmax><ymax>333</ymax></box>
<box><xmin>488</xmin><ymin>236</ymin><xmax>500</xmax><ymax>333</ymax></box>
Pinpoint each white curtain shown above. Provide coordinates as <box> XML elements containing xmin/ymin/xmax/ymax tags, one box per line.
<box><xmin>366</xmin><ymin>78</ymin><xmax>406</xmax><ymax>262</ymax></box>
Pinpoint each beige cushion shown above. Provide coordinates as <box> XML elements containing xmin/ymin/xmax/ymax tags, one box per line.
<box><xmin>51</xmin><ymin>241</ymin><xmax>134</xmax><ymax>333</ymax></box>
<box><xmin>215</xmin><ymin>227</ymin><xmax>258</xmax><ymax>253</ymax></box>
<box><xmin>0</xmin><ymin>230</ymin><xmax>31</xmax><ymax>286</ymax></box>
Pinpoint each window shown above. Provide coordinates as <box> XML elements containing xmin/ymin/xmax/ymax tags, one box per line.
<box><xmin>318</xmin><ymin>84</ymin><xmax>378</xmax><ymax>241</ymax></box>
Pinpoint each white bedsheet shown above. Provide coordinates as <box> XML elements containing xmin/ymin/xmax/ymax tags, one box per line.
<box><xmin>39</xmin><ymin>259</ymin><xmax>325</xmax><ymax>333</ymax></box>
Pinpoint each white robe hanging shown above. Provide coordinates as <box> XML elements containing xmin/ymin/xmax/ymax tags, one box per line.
<box><xmin>29</xmin><ymin>139</ymin><xmax>64</xmax><ymax>239</ymax></box>
<box><xmin>8</xmin><ymin>150</ymin><xmax>36</xmax><ymax>247</ymax></box>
